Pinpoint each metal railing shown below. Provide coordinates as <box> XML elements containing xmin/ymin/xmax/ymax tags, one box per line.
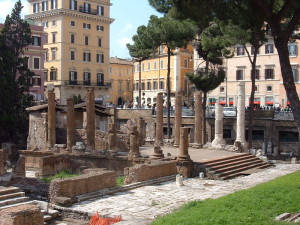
<box><xmin>65</xmin><ymin>80</ymin><xmax>111</xmax><ymax>87</ymax></box>
<box><xmin>79</xmin><ymin>6</ymin><xmax>99</xmax><ymax>16</ymax></box>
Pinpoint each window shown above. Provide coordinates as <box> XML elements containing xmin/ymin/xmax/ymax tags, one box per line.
<box><xmin>223</xmin><ymin>129</ymin><xmax>231</xmax><ymax>139</ymax></box>
<box><xmin>279</xmin><ymin>131</ymin><xmax>299</xmax><ymax>142</ymax></box>
<box><xmin>33</xmin><ymin>3</ymin><xmax>39</xmax><ymax>13</ymax></box>
<box><xmin>98</xmin><ymin>38</ymin><xmax>102</xmax><ymax>47</ymax></box>
<box><xmin>134</xmin><ymin>83</ymin><xmax>138</xmax><ymax>91</ymax></box>
<box><xmin>42</xmin><ymin>1</ymin><xmax>48</xmax><ymax>11</ymax></box>
<box><xmin>97</xmin><ymin>5</ymin><xmax>104</xmax><ymax>16</ymax></box>
<box><xmin>109</xmin><ymin>67</ymin><xmax>112</xmax><ymax>73</ymax></box>
<box><xmin>251</xmin><ymin>46</ymin><xmax>260</xmax><ymax>55</ymax></box>
<box><xmin>141</xmin><ymin>82</ymin><xmax>145</xmax><ymax>90</ymax></box>
<box><xmin>23</xmin><ymin>57</ymin><xmax>29</xmax><ymax>68</ymax></box>
<box><xmin>266</xmin><ymin>85</ymin><xmax>272</xmax><ymax>92</ymax></box>
<box><xmin>118</xmin><ymin>81</ymin><xmax>122</xmax><ymax>91</ymax></box>
<box><xmin>44</xmin><ymin>51</ymin><xmax>48</xmax><ymax>61</ymax></box>
<box><xmin>265</xmin><ymin>44</ymin><xmax>274</xmax><ymax>54</ymax></box>
<box><xmin>219</xmin><ymin>86</ymin><xmax>224</xmax><ymax>92</ymax></box>
<box><xmin>69</xmin><ymin>71</ymin><xmax>77</xmax><ymax>85</ymax></box>
<box><xmin>96</xmin><ymin>53</ymin><xmax>104</xmax><ymax>63</ymax></box>
<box><xmin>97</xmin><ymin>73</ymin><xmax>104</xmax><ymax>85</ymax></box>
<box><xmin>43</xmin><ymin>21</ymin><xmax>48</xmax><ymax>28</ymax></box>
<box><xmin>84</xmin><ymin>36</ymin><xmax>89</xmax><ymax>45</ymax></box>
<box><xmin>32</xmin><ymin>36</ymin><xmax>41</xmax><ymax>46</ymax></box>
<box><xmin>51</xmin><ymin>48</ymin><xmax>56</xmax><ymax>60</ymax></box>
<box><xmin>50</xmin><ymin>0</ymin><xmax>57</xmax><ymax>9</ymax></box>
<box><xmin>83</xmin><ymin>52</ymin><xmax>91</xmax><ymax>62</ymax></box>
<box><xmin>83</xmin><ymin>3</ymin><xmax>91</xmax><ymax>13</ymax></box>
<box><xmin>52</xmin><ymin>20</ymin><xmax>56</xmax><ymax>27</ymax></box>
<box><xmin>50</xmin><ymin>70</ymin><xmax>57</xmax><ymax>80</ymax></box>
<box><xmin>70</xmin><ymin>50</ymin><xmax>75</xmax><ymax>60</ymax></box>
<box><xmin>70</xmin><ymin>0</ymin><xmax>77</xmax><ymax>10</ymax></box>
<box><xmin>32</xmin><ymin>76</ymin><xmax>41</xmax><ymax>86</ymax></box>
<box><xmin>70</xmin><ymin>34</ymin><xmax>75</xmax><ymax>43</ymax></box>
<box><xmin>83</xmin><ymin>72</ymin><xmax>91</xmax><ymax>85</ymax></box>
<box><xmin>154</xmin><ymin>61</ymin><xmax>157</xmax><ymax>69</ymax></box>
<box><xmin>184</xmin><ymin>59</ymin><xmax>188</xmax><ymax>68</ymax></box>
<box><xmin>52</xmin><ymin>33</ymin><xmax>56</xmax><ymax>43</ymax></box>
<box><xmin>159</xmin><ymin>81</ymin><xmax>164</xmax><ymax>89</ymax></box>
<box><xmin>236</xmin><ymin>70</ymin><xmax>244</xmax><ymax>80</ymax></box>
<box><xmin>96</xmin><ymin>25</ymin><xmax>104</xmax><ymax>31</ymax></box>
<box><xmin>70</xmin><ymin>21</ymin><xmax>75</xmax><ymax>27</ymax></box>
<box><xmin>288</xmin><ymin>44</ymin><xmax>297</xmax><ymax>56</ymax></box>
<box><xmin>126</xmin><ymin>80</ymin><xmax>130</xmax><ymax>91</ymax></box>
<box><xmin>33</xmin><ymin>58</ymin><xmax>40</xmax><ymax>69</ymax></box>
<box><xmin>142</xmin><ymin>63</ymin><xmax>144</xmax><ymax>71</ymax></box>
<box><xmin>252</xmin><ymin>130</ymin><xmax>264</xmax><ymax>140</ymax></box>
<box><xmin>147</xmin><ymin>81</ymin><xmax>151</xmax><ymax>90</ymax></box>
<box><xmin>153</xmin><ymin>81</ymin><xmax>158</xmax><ymax>90</ymax></box>
<box><xmin>265</xmin><ymin>69</ymin><xmax>274</xmax><ymax>79</ymax></box>
<box><xmin>160</xmin><ymin>60</ymin><xmax>163</xmax><ymax>68</ymax></box>
<box><xmin>83</xmin><ymin>23</ymin><xmax>91</xmax><ymax>29</ymax></box>
<box><xmin>255</xmin><ymin>85</ymin><xmax>258</xmax><ymax>92</ymax></box>
<box><xmin>236</xmin><ymin>46</ymin><xmax>244</xmax><ymax>56</ymax></box>
<box><xmin>292</xmin><ymin>66</ymin><xmax>298</xmax><ymax>82</ymax></box>
<box><xmin>251</xmin><ymin>69</ymin><xmax>260</xmax><ymax>80</ymax></box>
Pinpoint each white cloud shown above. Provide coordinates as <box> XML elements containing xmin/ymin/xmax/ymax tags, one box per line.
<box><xmin>117</xmin><ymin>37</ymin><xmax>133</xmax><ymax>49</ymax></box>
<box><xmin>0</xmin><ymin>0</ymin><xmax>30</xmax><ymax>23</ymax></box>
<box><xmin>121</xmin><ymin>22</ymin><xmax>133</xmax><ymax>33</ymax></box>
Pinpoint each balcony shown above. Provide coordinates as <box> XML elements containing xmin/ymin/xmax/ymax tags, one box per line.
<box><xmin>65</xmin><ymin>80</ymin><xmax>111</xmax><ymax>88</ymax></box>
<box><xmin>79</xmin><ymin>6</ymin><xmax>99</xmax><ymax>15</ymax></box>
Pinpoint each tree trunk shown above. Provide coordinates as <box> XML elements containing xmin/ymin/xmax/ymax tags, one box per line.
<box><xmin>167</xmin><ymin>47</ymin><xmax>171</xmax><ymax>139</ymax></box>
<box><xmin>138</xmin><ymin>61</ymin><xmax>142</xmax><ymax>108</ymax></box>
<box><xmin>203</xmin><ymin>91</ymin><xmax>207</xmax><ymax>143</ymax></box>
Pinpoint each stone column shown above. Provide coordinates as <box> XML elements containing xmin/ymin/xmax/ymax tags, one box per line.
<box><xmin>176</xmin><ymin>127</ymin><xmax>193</xmax><ymax>177</ymax></box>
<box><xmin>194</xmin><ymin>91</ymin><xmax>203</xmax><ymax>147</ymax></box>
<box><xmin>155</xmin><ymin>92</ymin><xmax>163</xmax><ymax>145</ymax></box>
<box><xmin>174</xmin><ymin>91</ymin><xmax>182</xmax><ymax>147</ymax></box>
<box><xmin>235</xmin><ymin>82</ymin><xmax>247</xmax><ymax>150</ymax></box>
<box><xmin>137</xmin><ymin>117</ymin><xmax>145</xmax><ymax>146</ymax></box>
<box><xmin>129</xmin><ymin>125</ymin><xmax>141</xmax><ymax>158</ymax></box>
<box><xmin>108</xmin><ymin>123</ymin><xmax>118</xmax><ymax>155</ymax></box>
<box><xmin>67</xmin><ymin>98</ymin><xmax>75</xmax><ymax>151</ymax></box>
<box><xmin>212</xmin><ymin>104</ymin><xmax>226</xmax><ymax>148</ymax></box>
<box><xmin>152</xmin><ymin>146</ymin><xmax>164</xmax><ymax>159</ymax></box>
<box><xmin>47</xmin><ymin>90</ymin><xmax>56</xmax><ymax>149</ymax></box>
<box><xmin>86</xmin><ymin>88</ymin><xmax>95</xmax><ymax>151</ymax></box>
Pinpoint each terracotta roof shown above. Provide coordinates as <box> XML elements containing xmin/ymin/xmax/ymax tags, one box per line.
<box><xmin>110</xmin><ymin>57</ymin><xmax>134</xmax><ymax>65</ymax></box>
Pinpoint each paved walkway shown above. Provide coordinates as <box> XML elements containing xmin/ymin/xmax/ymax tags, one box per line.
<box><xmin>69</xmin><ymin>164</ymin><xmax>300</xmax><ymax>225</ymax></box>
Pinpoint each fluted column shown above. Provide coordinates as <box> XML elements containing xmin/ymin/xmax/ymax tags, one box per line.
<box><xmin>194</xmin><ymin>91</ymin><xmax>203</xmax><ymax>147</ymax></box>
<box><xmin>174</xmin><ymin>91</ymin><xmax>182</xmax><ymax>147</ymax></box>
<box><xmin>235</xmin><ymin>82</ymin><xmax>247</xmax><ymax>150</ymax></box>
<box><xmin>155</xmin><ymin>92</ymin><xmax>163</xmax><ymax>145</ymax></box>
<box><xmin>212</xmin><ymin>104</ymin><xmax>226</xmax><ymax>147</ymax></box>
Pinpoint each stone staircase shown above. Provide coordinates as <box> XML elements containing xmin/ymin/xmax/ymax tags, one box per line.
<box><xmin>0</xmin><ymin>186</ymin><xmax>59</xmax><ymax>223</ymax></box>
<box><xmin>200</xmin><ymin>153</ymin><xmax>271</xmax><ymax>180</ymax></box>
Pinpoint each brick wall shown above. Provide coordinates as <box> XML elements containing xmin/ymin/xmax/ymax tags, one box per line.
<box><xmin>49</xmin><ymin>170</ymin><xmax>116</xmax><ymax>203</ymax></box>
<box><xmin>124</xmin><ymin>160</ymin><xmax>177</xmax><ymax>185</ymax></box>
<box><xmin>39</xmin><ymin>154</ymin><xmax>71</xmax><ymax>177</ymax></box>
<box><xmin>0</xmin><ymin>204</ymin><xmax>43</xmax><ymax>225</ymax></box>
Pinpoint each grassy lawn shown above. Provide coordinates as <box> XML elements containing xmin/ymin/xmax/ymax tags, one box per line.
<box><xmin>40</xmin><ymin>170</ymin><xmax>78</xmax><ymax>183</ymax></box>
<box><xmin>151</xmin><ymin>171</ymin><xmax>300</xmax><ymax>225</ymax></box>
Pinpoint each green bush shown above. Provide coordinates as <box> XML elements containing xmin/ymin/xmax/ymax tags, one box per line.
<box><xmin>116</xmin><ymin>176</ymin><xmax>125</xmax><ymax>186</ymax></box>
<box><xmin>41</xmin><ymin>170</ymin><xmax>78</xmax><ymax>183</ymax></box>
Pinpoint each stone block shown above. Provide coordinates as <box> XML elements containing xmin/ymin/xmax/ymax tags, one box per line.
<box><xmin>275</xmin><ymin>213</ymin><xmax>291</xmax><ymax>221</ymax></box>
<box><xmin>53</xmin><ymin>196</ymin><xmax>73</xmax><ymax>206</ymax></box>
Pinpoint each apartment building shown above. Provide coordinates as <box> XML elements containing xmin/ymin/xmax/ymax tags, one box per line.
<box><xmin>133</xmin><ymin>45</ymin><xmax>194</xmax><ymax>107</ymax></box>
<box><xmin>26</xmin><ymin>0</ymin><xmax>114</xmax><ymax>105</ymax></box>
<box><xmin>0</xmin><ymin>23</ymin><xmax>46</xmax><ymax>101</ymax></box>
<box><xmin>194</xmin><ymin>36</ymin><xmax>299</xmax><ymax>108</ymax></box>
<box><xmin>109</xmin><ymin>57</ymin><xmax>134</xmax><ymax>106</ymax></box>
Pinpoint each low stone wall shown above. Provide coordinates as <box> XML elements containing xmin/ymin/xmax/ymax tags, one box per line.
<box><xmin>0</xmin><ymin>149</ymin><xmax>5</xmax><ymax>175</ymax></box>
<box><xmin>19</xmin><ymin>151</ymin><xmax>53</xmax><ymax>168</ymax></box>
<box><xmin>39</xmin><ymin>154</ymin><xmax>71</xmax><ymax>177</ymax></box>
<box><xmin>124</xmin><ymin>160</ymin><xmax>177</xmax><ymax>185</ymax></box>
<box><xmin>75</xmin><ymin>129</ymin><xmax>129</xmax><ymax>151</ymax></box>
<box><xmin>49</xmin><ymin>170</ymin><xmax>116</xmax><ymax>204</ymax></box>
<box><xmin>0</xmin><ymin>203</ymin><xmax>43</xmax><ymax>225</ymax></box>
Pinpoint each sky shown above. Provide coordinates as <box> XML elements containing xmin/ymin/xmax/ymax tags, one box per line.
<box><xmin>0</xmin><ymin>0</ymin><xmax>162</xmax><ymax>59</ymax></box>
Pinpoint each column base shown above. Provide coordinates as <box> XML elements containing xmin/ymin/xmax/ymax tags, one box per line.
<box><xmin>176</xmin><ymin>160</ymin><xmax>193</xmax><ymax>178</ymax></box>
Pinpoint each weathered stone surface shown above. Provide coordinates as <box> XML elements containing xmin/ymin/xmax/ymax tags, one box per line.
<box><xmin>155</xmin><ymin>93</ymin><xmax>164</xmax><ymax>146</ymax></box>
<box><xmin>108</xmin><ymin>123</ymin><xmax>117</xmax><ymax>155</ymax></box>
<box><xmin>212</xmin><ymin>104</ymin><xmax>226</xmax><ymax>148</ymax></box>
<box><xmin>86</xmin><ymin>88</ymin><xmax>95</xmax><ymax>151</ymax></box>
<box><xmin>124</xmin><ymin>161</ymin><xmax>177</xmax><ymax>185</ymax></box>
<box><xmin>152</xmin><ymin>146</ymin><xmax>164</xmax><ymax>159</ymax></box>
<box><xmin>0</xmin><ymin>204</ymin><xmax>43</xmax><ymax>225</ymax></box>
<box><xmin>27</xmin><ymin>113</ymin><xmax>48</xmax><ymax>151</ymax></box>
<box><xmin>129</xmin><ymin>126</ymin><xmax>141</xmax><ymax>158</ymax></box>
<box><xmin>12</xmin><ymin>155</ymin><xmax>25</xmax><ymax>177</ymax></box>
<box><xmin>177</xmin><ymin>127</ymin><xmax>193</xmax><ymax>178</ymax></box>
<box><xmin>38</xmin><ymin>155</ymin><xmax>71</xmax><ymax>177</ymax></box>
<box><xmin>194</xmin><ymin>91</ymin><xmax>203</xmax><ymax>146</ymax></box>
<box><xmin>235</xmin><ymin>82</ymin><xmax>247</xmax><ymax>151</ymax></box>
<box><xmin>48</xmin><ymin>90</ymin><xmax>56</xmax><ymax>149</ymax></box>
<box><xmin>174</xmin><ymin>91</ymin><xmax>182</xmax><ymax>147</ymax></box>
<box><xmin>0</xmin><ymin>149</ymin><xmax>5</xmax><ymax>175</ymax></box>
<box><xmin>67</xmin><ymin>98</ymin><xmax>75</xmax><ymax>150</ymax></box>
<box><xmin>137</xmin><ymin>117</ymin><xmax>146</xmax><ymax>146</ymax></box>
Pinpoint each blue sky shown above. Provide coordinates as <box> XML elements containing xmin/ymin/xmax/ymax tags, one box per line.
<box><xmin>0</xmin><ymin>0</ymin><xmax>162</xmax><ymax>59</ymax></box>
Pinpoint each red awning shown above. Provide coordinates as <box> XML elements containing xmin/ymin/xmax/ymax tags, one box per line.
<box><xmin>287</xmin><ymin>101</ymin><xmax>290</xmax><ymax>105</ymax></box>
<box><xmin>210</xmin><ymin>102</ymin><xmax>215</xmax><ymax>104</ymax></box>
<box><xmin>229</xmin><ymin>101</ymin><xmax>234</xmax><ymax>104</ymax></box>
<box><xmin>266</xmin><ymin>101</ymin><xmax>273</xmax><ymax>105</ymax></box>
<box><xmin>249</xmin><ymin>101</ymin><xmax>260</xmax><ymax>104</ymax></box>
<box><xmin>219</xmin><ymin>101</ymin><xmax>226</xmax><ymax>105</ymax></box>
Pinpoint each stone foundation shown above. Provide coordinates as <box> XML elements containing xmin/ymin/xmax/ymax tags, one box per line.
<box><xmin>38</xmin><ymin>154</ymin><xmax>71</xmax><ymax>177</ymax></box>
<box><xmin>124</xmin><ymin>160</ymin><xmax>177</xmax><ymax>185</ymax></box>
<box><xmin>0</xmin><ymin>204</ymin><xmax>43</xmax><ymax>225</ymax></box>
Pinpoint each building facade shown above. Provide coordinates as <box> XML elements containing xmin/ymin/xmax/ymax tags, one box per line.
<box><xmin>133</xmin><ymin>45</ymin><xmax>194</xmax><ymax>107</ymax></box>
<box><xmin>0</xmin><ymin>23</ymin><xmax>46</xmax><ymax>102</ymax></box>
<box><xmin>109</xmin><ymin>57</ymin><xmax>134</xmax><ymax>106</ymax></box>
<box><xmin>26</xmin><ymin>0</ymin><xmax>114</xmax><ymax>105</ymax></box>
<box><xmin>194</xmin><ymin>36</ymin><xmax>299</xmax><ymax>108</ymax></box>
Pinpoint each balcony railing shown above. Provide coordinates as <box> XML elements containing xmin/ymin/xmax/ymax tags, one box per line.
<box><xmin>66</xmin><ymin>80</ymin><xmax>111</xmax><ymax>87</ymax></box>
<box><xmin>79</xmin><ymin>6</ymin><xmax>99</xmax><ymax>16</ymax></box>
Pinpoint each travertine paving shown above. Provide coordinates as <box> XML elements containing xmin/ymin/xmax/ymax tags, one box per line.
<box><xmin>69</xmin><ymin>164</ymin><xmax>300</xmax><ymax>225</ymax></box>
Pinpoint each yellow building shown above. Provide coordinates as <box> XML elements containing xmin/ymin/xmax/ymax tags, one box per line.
<box><xmin>109</xmin><ymin>57</ymin><xmax>134</xmax><ymax>106</ymax></box>
<box><xmin>26</xmin><ymin>0</ymin><xmax>114</xmax><ymax>105</ymax></box>
<box><xmin>133</xmin><ymin>45</ymin><xmax>194</xmax><ymax>107</ymax></box>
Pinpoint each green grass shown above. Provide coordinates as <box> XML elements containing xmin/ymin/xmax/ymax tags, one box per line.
<box><xmin>151</xmin><ymin>171</ymin><xmax>300</xmax><ymax>225</ymax></box>
<box><xmin>116</xmin><ymin>176</ymin><xmax>125</xmax><ymax>186</ymax></box>
<box><xmin>40</xmin><ymin>170</ymin><xmax>78</xmax><ymax>183</ymax></box>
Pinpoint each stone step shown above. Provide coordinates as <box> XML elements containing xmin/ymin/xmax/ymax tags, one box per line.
<box><xmin>208</xmin><ymin>160</ymin><xmax>266</xmax><ymax>174</ymax></box>
<box><xmin>0</xmin><ymin>196</ymin><xmax>30</xmax><ymax>208</ymax></box>
<box><xmin>208</xmin><ymin>157</ymin><xmax>262</xmax><ymax>171</ymax></box>
<box><xmin>0</xmin><ymin>191</ymin><xmax>25</xmax><ymax>201</ymax></box>
<box><xmin>0</xmin><ymin>187</ymin><xmax>21</xmax><ymax>196</ymax></box>
<box><xmin>204</xmin><ymin>154</ymin><xmax>257</xmax><ymax>167</ymax></box>
<box><xmin>201</xmin><ymin>153</ymin><xmax>250</xmax><ymax>164</ymax></box>
<box><xmin>0</xmin><ymin>200</ymin><xmax>35</xmax><ymax>210</ymax></box>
